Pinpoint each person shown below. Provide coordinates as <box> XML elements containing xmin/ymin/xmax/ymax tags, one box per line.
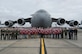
<box><xmin>16</xmin><ymin>30</ymin><xmax>19</xmax><ymax>39</ymax></box>
<box><xmin>64</xmin><ymin>28</ymin><xmax>67</xmax><ymax>39</ymax></box>
<box><xmin>57</xmin><ymin>33</ymin><xmax>60</xmax><ymax>39</ymax></box>
<box><xmin>1</xmin><ymin>29</ymin><xmax>2</xmax><ymax>40</ymax></box>
<box><xmin>61</xmin><ymin>29</ymin><xmax>64</xmax><ymax>39</ymax></box>
<box><xmin>11</xmin><ymin>32</ymin><xmax>15</xmax><ymax>39</ymax></box>
<box><xmin>1</xmin><ymin>33</ymin><xmax>4</xmax><ymax>40</ymax></box>
<box><xmin>68</xmin><ymin>28</ymin><xmax>71</xmax><ymax>39</ymax></box>
<box><xmin>74</xmin><ymin>28</ymin><xmax>78</xmax><ymax>40</ymax></box>
<box><xmin>69</xmin><ymin>28</ymin><xmax>73</xmax><ymax>40</ymax></box>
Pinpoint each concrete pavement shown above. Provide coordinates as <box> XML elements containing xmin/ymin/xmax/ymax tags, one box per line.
<box><xmin>0</xmin><ymin>39</ymin><xmax>40</xmax><ymax>54</ymax></box>
<box><xmin>45</xmin><ymin>39</ymin><xmax>82</xmax><ymax>54</ymax></box>
<box><xmin>0</xmin><ymin>32</ymin><xmax>82</xmax><ymax>54</ymax></box>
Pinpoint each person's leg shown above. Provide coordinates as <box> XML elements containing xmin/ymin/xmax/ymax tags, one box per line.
<box><xmin>75</xmin><ymin>33</ymin><xmax>77</xmax><ymax>40</ymax></box>
<box><xmin>55</xmin><ymin>34</ymin><xmax>57</xmax><ymax>39</ymax></box>
<box><xmin>41</xmin><ymin>34</ymin><xmax>43</xmax><ymax>38</ymax></box>
<box><xmin>58</xmin><ymin>34</ymin><xmax>59</xmax><ymax>39</ymax></box>
<box><xmin>1</xmin><ymin>35</ymin><xmax>2</xmax><ymax>40</ymax></box>
<box><xmin>69</xmin><ymin>33</ymin><xmax>71</xmax><ymax>39</ymax></box>
<box><xmin>53</xmin><ymin>34</ymin><xmax>54</xmax><ymax>39</ymax></box>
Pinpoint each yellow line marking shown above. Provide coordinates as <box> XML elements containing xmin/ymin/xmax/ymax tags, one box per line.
<box><xmin>41</xmin><ymin>38</ymin><xmax>45</xmax><ymax>54</ymax></box>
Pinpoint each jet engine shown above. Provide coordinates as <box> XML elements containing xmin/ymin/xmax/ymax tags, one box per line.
<box><xmin>5</xmin><ymin>20</ymin><xmax>14</xmax><ymax>27</ymax></box>
<box><xmin>17</xmin><ymin>18</ymin><xmax>25</xmax><ymax>25</ymax></box>
<box><xmin>66</xmin><ymin>20</ymin><xmax>78</xmax><ymax>26</ymax></box>
<box><xmin>69</xmin><ymin>20</ymin><xmax>78</xmax><ymax>26</ymax></box>
<box><xmin>57</xmin><ymin>18</ymin><xmax>66</xmax><ymax>25</ymax></box>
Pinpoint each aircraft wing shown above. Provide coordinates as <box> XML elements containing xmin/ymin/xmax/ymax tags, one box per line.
<box><xmin>52</xmin><ymin>18</ymin><xmax>79</xmax><ymax>27</ymax></box>
<box><xmin>4</xmin><ymin>18</ymin><xmax>31</xmax><ymax>27</ymax></box>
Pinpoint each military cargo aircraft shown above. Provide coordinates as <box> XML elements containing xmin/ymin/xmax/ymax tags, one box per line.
<box><xmin>2</xmin><ymin>9</ymin><xmax>79</xmax><ymax>28</ymax></box>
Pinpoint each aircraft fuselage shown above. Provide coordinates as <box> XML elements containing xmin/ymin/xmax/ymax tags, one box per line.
<box><xmin>31</xmin><ymin>10</ymin><xmax>52</xmax><ymax>28</ymax></box>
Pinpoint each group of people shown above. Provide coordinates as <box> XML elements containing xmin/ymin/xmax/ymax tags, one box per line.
<box><xmin>64</xmin><ymin>28</ymin><xmax>78</xmax><ymax>40</ymax></box>
<box><xmin>0</xmin><ymin>28</ymin><xmax>19</xmax><ymax>40</ymax></box>
<box><xmin>19</xmin><ymin>27</ymin><xmax>78</xmax><ymax>40</ymax></box>
<box><xmin>0</xmin><ymin>27</ymin><xmax>78</xmax><ymax>40</ymax></box>
<box><xmin>39</xmin><ymin>28</ymin><xmax>78</xmax><ymax>40</ymax></box>
<box><xmin>51</xmin><ymin>28</ymin><xmax>78</xmax><ymax>40</ymax></box>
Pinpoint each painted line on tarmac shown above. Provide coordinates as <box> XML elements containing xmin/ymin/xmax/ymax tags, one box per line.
<box><xmin>40</xmin><ymin>38</ymin><xmax>47</xmax><ymax>54</ymax></box>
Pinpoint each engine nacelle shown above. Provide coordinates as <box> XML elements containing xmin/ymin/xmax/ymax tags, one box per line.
<box><xmin>57</xmin><ymin>18</ymin><xmax>65</xmax><ymax>25</ymax></box>
<box><xmin>17</xmin><ymin>18</ymin><xmax>25</xmax><ymax>25</ymax></box>
<box><xmin>5</xmin><ymin>20</ymin><xmax>14</xmax><ymax>27</ymax></box>
<box><xmin>69</xmin><ymin>20</ymin><xmax>78</xmax><ymax>26</ymax></box>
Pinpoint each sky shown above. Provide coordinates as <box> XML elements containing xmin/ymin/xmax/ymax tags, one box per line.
<box><xmin>0</xmin><ymin>0</ymin><xmax>82</xmax><ymax>27</ymax></box>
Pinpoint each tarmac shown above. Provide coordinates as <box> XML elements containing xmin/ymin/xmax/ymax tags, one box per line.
<box><xmin>0</xmin><ymin>31</ymin><xmax>82</xmax><ymax>54</ymax></box>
